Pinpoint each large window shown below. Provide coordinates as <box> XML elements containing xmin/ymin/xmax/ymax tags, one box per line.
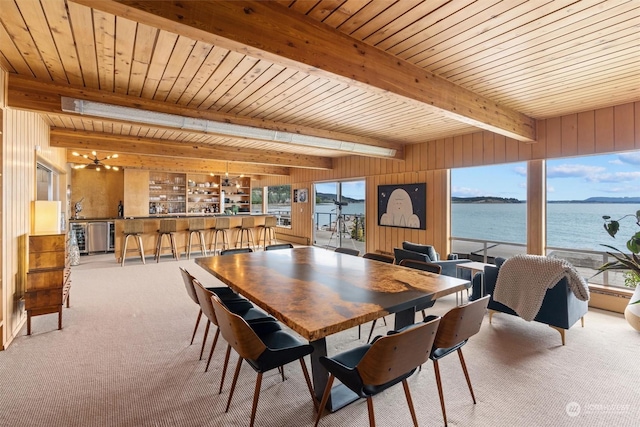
<box><xmin>267</xmin><ymin>185</ymin><xmax>291</xmax><ymax>227</ymax></box>
<box><xmin>450</xmin><ymin>162</ymin><xmax>527</xmax><ymax>261</ymax></box>
<box><xmin>546</xmin><ymin>151</ymin><xmax>640</xmax><ymax>287</ymax></box>
<box><xmin>251</xmin><ymin>187</ymin><xmax>263</xmax><ymax>213</ymax></box>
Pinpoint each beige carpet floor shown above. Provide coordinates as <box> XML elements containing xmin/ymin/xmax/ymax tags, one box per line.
<box><xmin>1</xmin><ymin>252</ymin><xmax>639</xmax><ymax>426</ymax></box>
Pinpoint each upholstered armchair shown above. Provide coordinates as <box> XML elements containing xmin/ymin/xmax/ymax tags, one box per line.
<box><xmin>393</xmin><ymin>241</ymin><xmax>472</xmax><ymax>277</ymax></box>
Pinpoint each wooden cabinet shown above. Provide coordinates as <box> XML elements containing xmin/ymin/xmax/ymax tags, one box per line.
<box><xmin>25</xmin><ymin>233</ymin><xmax>71</xmax><ymax>335</ymax></box>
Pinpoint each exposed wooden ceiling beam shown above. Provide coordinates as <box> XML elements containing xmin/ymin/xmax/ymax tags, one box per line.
<box><xmin>73</xmin><ymin>0</ymin><xmax>536</xmax><ymax>142</ymax></box>
<box><xmin>50</xmin><ymin>129</ymin><xmax>332</xmax><ymax>170</ymax></box>
<box><xmin>65</xmin><ymin>150</ymin><xmax>289</xmax><ymax>176</ymax></box>
<box><xmin>7</xmin><ymin>74</ymin><xmax>404</xmax><ymax>160</ymax></box>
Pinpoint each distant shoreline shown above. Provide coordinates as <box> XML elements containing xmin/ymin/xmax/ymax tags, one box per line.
<box><xmin>453</xmin><ymin>196</ymin><xmax>640</xmax><ymax>204</ymax></box>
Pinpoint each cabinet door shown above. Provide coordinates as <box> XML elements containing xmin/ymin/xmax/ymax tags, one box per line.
<box><xmin>124</xmin><ymin>170</ymin><xmax>150</xmax><ymax>217</ymax></box>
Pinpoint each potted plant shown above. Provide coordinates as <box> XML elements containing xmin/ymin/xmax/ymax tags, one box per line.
<box><xmin>601</xmin><ymin>211</ymin><xmax>640</xmax><ymax>331</ymax></box>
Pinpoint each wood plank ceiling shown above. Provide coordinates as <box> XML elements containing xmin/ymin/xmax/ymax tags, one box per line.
<box><xmin>0</xmin><ymin>0</ymin><xmax>638</xmax><ymax>175</ymax></box>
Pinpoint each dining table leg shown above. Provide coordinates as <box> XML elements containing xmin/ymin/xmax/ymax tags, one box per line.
<box><xmin>310</xmin><ymin>337</ymin><xmax>359</xmax><ymax>413</ymax></box>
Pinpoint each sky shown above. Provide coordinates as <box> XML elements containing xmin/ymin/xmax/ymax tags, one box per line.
<box><xmin>452</xmin><ymin>150</ymin><xmax>640</xmax><ymax>201</ymax></box>
<box><xmin>311</xmin><ymin>151</ymin><xmax>640</xmax><ymax>202</ymax></box>
<box><xmin>315</xmin><ymin>180</ymin><xmax>365</xmax><ymax>199</ymax></box>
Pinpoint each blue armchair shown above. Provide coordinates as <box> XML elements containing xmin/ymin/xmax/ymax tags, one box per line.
<box><xmin>472</xmin><ymin>263</ymin><xmax>588</xmax><ymax>345</ymax></box>
<box><xmin>393</xmin><ymin>242</ymin><xmax>472</xmax><ymax>278</ymax></box>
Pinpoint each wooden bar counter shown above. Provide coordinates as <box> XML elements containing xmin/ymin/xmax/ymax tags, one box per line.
<box><xmin>114</xmin><ymin>215</ymin><xmax>270</xmax><ymax>262</ymax></box>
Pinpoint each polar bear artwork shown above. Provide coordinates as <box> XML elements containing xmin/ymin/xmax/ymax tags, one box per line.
<box><xmin>380</xmin><ymin>189</ymin><xmax>421</xmax><ymax>228</ymax></box>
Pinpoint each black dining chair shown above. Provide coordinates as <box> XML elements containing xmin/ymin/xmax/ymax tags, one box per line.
<box><xmin>362</xmin><ymin>252</ymin><xmax>395</xmax><ymax>263</ymax></box>
<box><xmin>426</xmin><ymin>295</ymin><xmax>490</xmax><ymax>426</ymax></box>
<box><xmin>211</xmin><ymin>294</ymin><xmax>316</xmax><ymax>427</ymax></box>
<box><xmin>360</xmin><ymin>252</ymin><xmax>394</xmax><ymax>341</ymax></box>
<box><xmin>314</xmin><ymin>316</ymin><xmax>441</xmax><ymax>427</ymax></box>
<box><xmin>265</xmin><ymin>243</ymin><xmax>294</xmax><ymax>251</ymax></box>
<box><xmin>179</xmin><ymin>267</ymin><xmax>253</xmax><ymax>347</ymax></box>
<box><xmin>221</xmin><ymin>247</ymin><xmax>253</xmax><ymax>256</ymax></box>
<box><xmin>335</xmin><ymin>247</ymin><xmax>360</xmax><ymax>256</ymax></box>
<box><xmin>192</xmin><ymin>279</ymin><xmax>277</xmax><ymax>375</ymax></box>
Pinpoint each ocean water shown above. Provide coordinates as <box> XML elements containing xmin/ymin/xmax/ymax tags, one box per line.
<box><xmin>270</xmin><ymin>201</ymin><xmax>640</xmax><ymax>253</ymax></box>
<box><xmin>452</xmin><ymin>203</ymin><xmax>640</xmax><ymax>251</ymax></box>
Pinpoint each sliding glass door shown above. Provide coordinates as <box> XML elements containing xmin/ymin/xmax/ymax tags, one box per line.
<box><xmin>313</xmin><ymin>180</ymin><xmax>365</xmax><ymax>253</ymax></box>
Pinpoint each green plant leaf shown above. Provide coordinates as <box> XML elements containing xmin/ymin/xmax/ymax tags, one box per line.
<box><xmin>604</xmin><ymin>220</ymin><xmax>619</xmax><ymax>238</ymax></box>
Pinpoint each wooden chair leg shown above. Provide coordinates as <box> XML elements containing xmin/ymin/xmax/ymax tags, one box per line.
<box><xmin>549</xmin><ymin>325</ymin><xmax>566</xmax><ymax>345</ymax></box>
<box><xmin>137</xmin><ymin>235</ymin><xmax>145</xmax><ymax>264</ymax></box>
<box><xmin>205</xmin><ymin>328</ymin><xmax>220</xmax><ymax>372</ymax></box>
<box><xmin>314</xmin><ymin>374</ymin><xmax>335</xmax><ymax>427</ymax></box>
<box><xmin>366</xmin><ymin>396</ymin><xmax>376</xmax><ymax>427</ymax></box>
<box><xmin>121</xmin><ymin>234</ymin><xmax>130</xmax><ymax>266</ymax></box>
<box><xmin>581</xmin><ymin>316</ymin><xmax>585</xmax><ymax>327</ymax></box>
<box><xmin>219</xmin><ymin>344</ymin><xmax>232</xmax><ymax>394</ymax></box>
<box><xmin>433</xmin><ymin>360</ymin><xmax>448</xmax><ymax>426</ymax></box>
<box><xmin>190</xmin><ymin>310</ymin><xmax>202</xmax><ymax>345</ymax></box>
<box><xmin>249</xmin><ymin>372</ymin><xmax>263</xmax><ymax>427</ymax></box>
<box><xmin>171</xmin><ymin>233</ymin><xmax>179</xmax><ymax>260</ymax></box>
<box><xmin>457</xmin><ymin>348</ymin><xmax>476</xmax><ymax>403</ymax></box>
<box><xmin>225</xmin><ymin>356</ymin><xmax>244</xmax><ymax>412</ymax></box>
<box><xmin>299</xmin><ymin>358</ymin><xmax>318</xmax><ymax>412</ymax></box>
<box><xmin>199</xmin><ymin>321</ymin><xmax>210</xmax><ymax>360</ymax></box>
<box><xmin>402</xmin><ymin>379</ymin><xmax>419</xmax><ymax>427</ymax></box>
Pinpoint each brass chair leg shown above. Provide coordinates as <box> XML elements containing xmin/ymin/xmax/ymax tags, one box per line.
<box><xmin>488</xmin><ymin>309</ymin><xmax>497</xmax><ymax>324</ymax></box>
<box><xmin>205</xmin><ymin>328</ymin><xmax>220</xmax><ymax>372</ymax></box>
<box><xmin>549</xmin><ymin>325</ymin><xmax>566</xmax><ymax>345</ymax></box>
<box><xmin>366</xmin><ymin>396</ymin><xmax>376</xmax><ymax>427</ymax></box>
<box><xmin>314</xmin><ymin>374</ymin><xmax>335</xmax><ymax>426</ymax></box>
<box><xmin>433</xmin><ymin>360</ymin><xmax>448</xmax><ymax>426</ymax></box>
<box><xmin>457</xmin><ymin>348</ymin><xmax>476</xmax><ymax>403</ymax></box>
<box><xmin>219</xmin><ymin>344</ymin><xmax>232</xmax><ymax>394</ymax></box>
<box><xmin>402</xmin><ymin>379</ymin><xmax>419</xmax><ymax>427</ymax></box>
<box><xmin>190</xmin><ymin>310</ymin><xmax>203</xmax><ymax>345</ymax></box>
<box><xmin>249</xmin><ymin>372</ymin><xmax>263</xmax><ymax>427</ymax></box>
<box><xmin>225</xmin><ymin>356</ymin><xmax>244</xmax><ymax>412</ymax></box>
<box><xmin>199</xmin><ymin>321</ymin><xmax>210</xmax><ymax>360</ymax></box>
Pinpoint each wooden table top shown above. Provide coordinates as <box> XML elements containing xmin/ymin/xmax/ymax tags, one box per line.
<box><xmin>196</xmin><ymin>246</ymin><xmax>469</xmax><ymax>341</ymax></box>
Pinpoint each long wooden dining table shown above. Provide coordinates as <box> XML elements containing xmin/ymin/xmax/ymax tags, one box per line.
<box><xmin>195</xmin><ymin>246</ymin><xmax>469</xmax><ymax>412</ymax></box>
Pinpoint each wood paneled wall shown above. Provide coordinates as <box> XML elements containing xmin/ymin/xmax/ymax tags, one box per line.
<box><xmin>255</xmin><ymin>101</ymin><xmax>640</xmax><ymax>258</ymax></box>
<box><xmin>71</xmin><ymin>169</ymin><xmax>124</xmax><ymax>218</ymax></box>
<box><xmin>1</xmin><ymin>70</ymin><xmax>66</xmax><ymax>348</ymax></box>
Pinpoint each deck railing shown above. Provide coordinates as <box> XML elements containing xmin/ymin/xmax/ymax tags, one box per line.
<box><xmin>451</xmin><ymin>236</ymin><xmax>627</xmax><ymax>288</ymax></box>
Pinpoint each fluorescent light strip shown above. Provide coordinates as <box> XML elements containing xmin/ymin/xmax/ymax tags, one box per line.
<box><xmin>61</xmin><ymin>97</ymin><xmax>396</xmax><ymax>157</ymax></box>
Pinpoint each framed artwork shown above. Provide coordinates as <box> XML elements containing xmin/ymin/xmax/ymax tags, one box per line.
<box><xmin>293</xmin><ymin>188</ymin><xmax>308</xmax><ymax>203</ymax></box>
<box><xmin>377</xmin><ymin>183</ymin><xmax>426</xmax><ymax>229</ymax></box>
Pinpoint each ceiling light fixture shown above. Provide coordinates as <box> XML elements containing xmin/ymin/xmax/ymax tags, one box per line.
<box><xmin>61</xmin><ymin>97</ymin><xmax>397</xmax><ymax>157</ymax></box>
<box><xmin>72</xmin><ymin>150</ymin><xmax>120</xmax><ymax>171</ymax></box>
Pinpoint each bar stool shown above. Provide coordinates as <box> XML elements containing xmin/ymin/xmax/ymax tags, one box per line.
<box><xmin>187</xmin><ymin>218</ymin><xmax>208</xmax><ymax>259</ymax></box>
<box><xmin>121</xmin><ymin>219</ymin><xmax>145</xmax><ymax>266</ymax></box>
<box><xmin>154</xmin><ymin>219</ymin><xmax>179</xmax><ymax>262</ymax></box>
<box><xmin>210</xmin><ymin>217</ymin><xmax>231</xmax><ymax>255</ymax></box>
<box><xmin>235</xmin><ymin>216</ymin><xmax>256</xmax><ymax>250</ymax></box>
<box><xmin>257</xmin><ymin>215</ymin><xmax>278</xmax><ymax>250</ymax></box>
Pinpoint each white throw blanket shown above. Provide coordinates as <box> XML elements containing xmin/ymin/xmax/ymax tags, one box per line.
<box><xmin>493</xmin><ymin>255</ymin><xmax>589</xmax><ymax>321</ymax></box>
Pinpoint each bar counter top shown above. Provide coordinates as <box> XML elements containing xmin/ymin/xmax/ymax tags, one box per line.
<box><xmin>113</xmin><ymin>214</ymin><xmax>274</xmax><ymax>263</ymax></box>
